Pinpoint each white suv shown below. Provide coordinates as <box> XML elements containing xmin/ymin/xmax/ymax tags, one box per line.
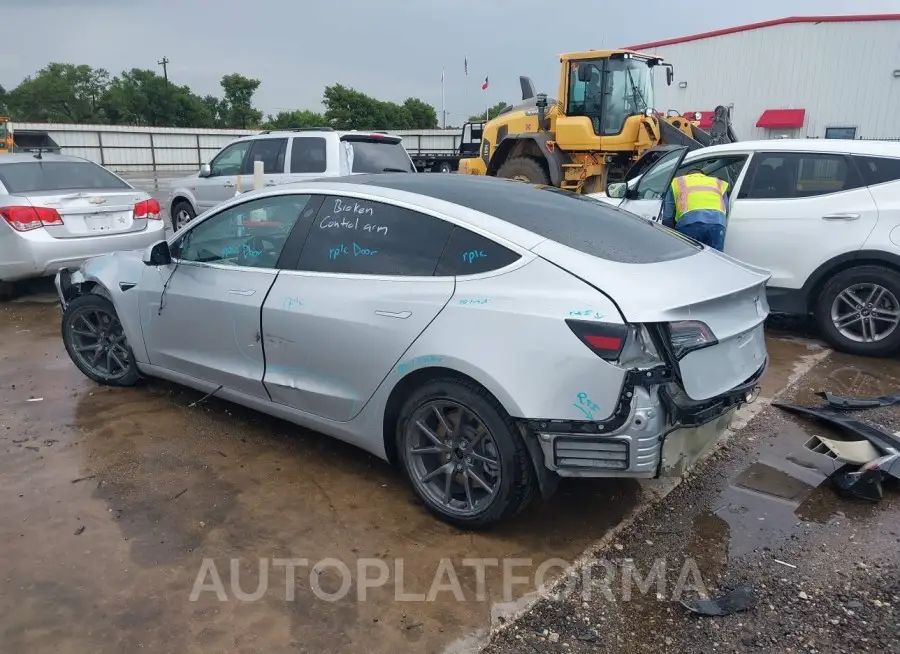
<box><xmin>594</xmin><ymin>139</ymin><xmax>900</xmax><ymax>357</ymax></box>
<box><xmin>167</xmin><ymin>128</ymin><xmax>416</xmax><ymax>231</ymax></box>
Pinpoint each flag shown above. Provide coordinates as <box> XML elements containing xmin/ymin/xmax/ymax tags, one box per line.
<box><xmin>481</xmin><ymin>76</ymin><xmax>489</xmax><ymax>91</ymax></box>
<box><xmin>464</xmin><ymin>57</ymin><xmax>468</xmax><ymax>76</ymax></box>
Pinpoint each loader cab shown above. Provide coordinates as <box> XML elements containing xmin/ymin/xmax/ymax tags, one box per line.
<box><xmin>557</xmin><ymin>51</ymin><xmax>673</xmax><ymax>152</ymax></box>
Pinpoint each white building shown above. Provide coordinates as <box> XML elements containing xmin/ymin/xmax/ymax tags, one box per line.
<box><xmin>629</xmin><ymin>14</ymin><xmax>900</xmax><ymax>141</ymax></box>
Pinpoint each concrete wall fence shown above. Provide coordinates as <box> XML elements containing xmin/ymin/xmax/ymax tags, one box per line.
<box><xmin>9</xmin><ymin>122</ymin><xmax>462</xmax><ymax>174</ymax></box>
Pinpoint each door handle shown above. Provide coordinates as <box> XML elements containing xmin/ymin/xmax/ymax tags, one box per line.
<box><xmin>228</xmin><ymin>289</ymin><xmax>256</xmax><ymax>296</ymax></box>
<box><xmin>822</xmin><ymin>213</ymin><xmax>860</xmax><ymax>221</ymax></box>
<box><xmin>223</xmin><ymin>181</ymin><xmax>235</xmax><ymax>188</ymax></box>
<box><xmin>375</xmin><ymin>310</ymin><xmax>411</xmax><ymax>319</ymax></box>
<box><xmin>265</xmin><ymin>180</ymin><xmax>277</xmax><ymax>187</ymax></box>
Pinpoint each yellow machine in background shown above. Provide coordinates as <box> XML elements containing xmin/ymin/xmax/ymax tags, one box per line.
<box><xmin>0</xmin><ymin>118</ymin><xmax>12</xmax><ymax>154</ymax></box>
<box><xmin>459</xmin><ymin>49</ymin><xmax>736</xmax><ymax>194</ymax></box>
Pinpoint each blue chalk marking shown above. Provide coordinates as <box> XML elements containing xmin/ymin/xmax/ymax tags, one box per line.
<box><xmin>459</xmin><ymin>298</ymin><xmax>488</xmax><ymax>305</ymax></box>
<box><xmin>462</xmin><ymin>250</ymin><xmax>488</xmax><ymax>264</ymax></box>
<box><xmin>329</xmin><ymin>243</ymin><xmax>378</xmax><ymax>260</ymax></box>
<box><xmin>574</xmin><ymin>392</ymin><xmax>601</xmax><ymax>420</ymax></box>
<box><xmin>397</xmin><ymin>355</ymin><xmax>445</xmax><ymax>375</ymax></box>
<box><xmin>569</xmin><ymin>309</ymin><xmax>604</xmax><ymax>320</ymax></box>
<box><xmin>282</xmin><ymin>297</ymin><xmax>303</xmax><ymax>311</ymax></box>
<box><xmin>353</xmin><ymin>242</ymin><xmax>377</xmax><ymax>256</ymax></box>
<box><xmin>222</xmin><ymin>243</ymin><xmax>262</xmax><ymax>259</ymax></box>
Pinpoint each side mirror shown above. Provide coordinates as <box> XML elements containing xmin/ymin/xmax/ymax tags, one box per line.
<box><xmin>143</xmin><ymin>240</ymin><xmax>172</xmax><ymax>266</ymax></box>
<box><xmin>607</xmin><ymin>182</ymin><xmax>628</xmax><ymax>199</ymax></box>
<box><xmin>199</xmin><ymin>163</ymin><xmax>211</xmax><ymax>177</ymax></box>
<box><xmin>577</xmin><ymin>63</ymin><xmax>593</xmax><ymax>83</ymax></box>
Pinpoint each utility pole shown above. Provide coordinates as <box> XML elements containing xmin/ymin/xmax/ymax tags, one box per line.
<box><xmin>157</xmin><ymin>57</ymin><xmax>170</xmax><ymax>87</ymax></box>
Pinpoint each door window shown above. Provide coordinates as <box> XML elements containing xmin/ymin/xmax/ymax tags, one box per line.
<box><xmin>434</xmin><ymin>228</ymin><xmax>521</xmax><ymax>275</ymax></box>
<box><xmin>676</xmin><ymin>155</ymin><xmax>749</xmax><ymax>188</ymax></box>
<box><xmin>737</xmin><ymin>152</ymin><xmax>864</xmax><ymax>199</ymax></box>
<box><xmin>290</xmin><ymin>137</ymin><xmax>328</xmax><ymax>173</ymax></box>
<box><xmin>243</xmin><ymin>138</ymin><xmax>288</xmax><ymax>175</ymax></box>
<box><xmin>174</xmin><ymin>194</ymin><xmax>313</xmax><ymax>269</ymax></box>
<box><xmin>633</xmin><ymin>148</ymin><xmax>685</xmax><ymax>200</ymax></box>
<box><xmin>295</xmin><ymin>196</ymin><xmax>453</xmax><ymax>275</ymax></box>
<box><xmin>854</xmin><ymin>155</ymin><xmax>900</xmax><ymax>187</ymax></box>
<box><xmin>209</xmin><ymin>141</ymin><xmax>252</xmax><ymax>177</ymax></box>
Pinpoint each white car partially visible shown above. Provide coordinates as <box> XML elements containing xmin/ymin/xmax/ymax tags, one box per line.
<box><xmin>590</xmin><ymin>139</ymin><xmax>900</xmax><ymax>357</ymax></box>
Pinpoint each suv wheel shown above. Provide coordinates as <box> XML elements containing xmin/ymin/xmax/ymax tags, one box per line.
<box><xmin>396</xmin><ymin>378</ymin><xmax>537</xmax><ymax>529</ymax></box>
<box><xmin>171</xmin><ymin>200</ymin><xmax>196</xmax><ymax>232</ymax></box>
<box><xmin>814</xmin><ymin>265</ymin><xmax>900</xmax><ymax>357</ymax></box>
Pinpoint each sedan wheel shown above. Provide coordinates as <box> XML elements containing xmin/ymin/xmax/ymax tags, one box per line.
<box><xmin>171</xmin><ymin>200</ymin><xmax>196</xmax><ymax>231</ymax></box>
<box><xmin>815</xmin><ymin>266</ymin><xmax>900</xmax><ymax>357</ymax></box>
<box><xmin>397</xmin><ymin>378</ymin><xmax>537</xmax><ymax>529</ymax></box>
<box><xmin>62</xmin><ymin>294</ymin><xmax>141</xmax><ymax>386</ymax></box>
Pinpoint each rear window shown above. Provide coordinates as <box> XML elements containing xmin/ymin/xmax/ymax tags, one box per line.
<box><xmin>854</xmin><ymin>155</ymin><xmax>900</xmax><ymax>187</ymax></box>
<box><xmin>0</xmin><ymin>161</ymin><xmax>131</xmax><ymax>194</ymax></box>
<box><xmin>345</xmin><ymin>175</ymin><xmax>700</xmax><ymax>264</ymax></box>
<box><xmin>345</xmin><ymin>138</ymin><xmax>415</xmax><ymax>173</ymax></box>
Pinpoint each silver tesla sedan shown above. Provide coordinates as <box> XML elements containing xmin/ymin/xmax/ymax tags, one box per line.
<box><xmin>55</xmin><ymin>173</ymin><xmax>769</xmax><ymax>528</ymax></box>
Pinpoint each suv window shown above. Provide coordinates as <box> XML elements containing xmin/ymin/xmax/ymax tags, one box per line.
<box><xmin>175</xmin><ymin>195</ymin><xmax>312</xmax><ymax>269</ymax></box>
<box><xmin>291</xmin><ymin>137</ymin><xmax>328</xmax><ymax>173</ymax></box>
<box><xmin>676</xmin><ymin>155</ymin><xmax>749</xmax><ymax>188</ymax></box>
<box><xmin>634</xmin><ymin>148</ymin><xmax>684</xmax><ymax>200</ymax></box>
<box><xmin>738</xmin><ymin>152</ymin><xmax>864</xmax><ymax>199</ymax></box>
<box><xmin>243</xmin><ymin>138</ymin><xmax>287</xmax><ymax>175</ymax></box>
<box><xmin>0</xmin><ymin>161</ymin><xmax>130</xmax><ymax>193</ymax></box>
<box><xmin>210</xmin><ymin>141</ymin><xmax>251</xmax><ymax>177</ymax></box>
<box><xmin>295</xmin><ymin>195</ymin><xmax>453</xmax><ymax>275</ymax></box>
<box><xmin>435</xmin><ymin>227</ymin><xmax>521</xmax><ymax>275</ymax></box>
<box><xmin>854</xmin><ymin>155</ymin><xmax>900</xmax><ymax>187</ymax></box>
<box><xmin>343</xmin><ymin>137</ymin><xmax>415</xmax><ymax>173</ymax></box>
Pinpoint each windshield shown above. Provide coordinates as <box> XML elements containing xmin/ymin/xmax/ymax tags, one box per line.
<box><xmin>0</xmin><ymin>161</ymin><xmax>131</xmax><ymax>194</ymax></box>
<box><xmin>343</xmin><ymin>139</ymin><xmax>415</xmax><ymax>173</ymax></box>
<box><xmin>567</xmin><ymin>57</ymin><xmax>655</xmax><ymax>137</ymax></box>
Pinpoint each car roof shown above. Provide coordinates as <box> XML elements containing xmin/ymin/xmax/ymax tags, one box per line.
<box><xmin>0</xmin><ymin>153</ymin><xmax>93</xmax><ymax>165</ymax></box>
<box><xmin>240</xmin><ymin>129</ymin><xmax>399</xmax><ymax>140</ymax></box>
<box><xmin>694</xmin><ymin>139</ymin><xmax>900</xmax><ymax>158</ymax></box>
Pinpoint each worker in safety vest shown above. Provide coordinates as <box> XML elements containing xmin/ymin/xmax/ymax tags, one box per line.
<box><xmin>660</xmin><ymin>168</ymin><xmax>730</xmax><ymax>251</ymax></box>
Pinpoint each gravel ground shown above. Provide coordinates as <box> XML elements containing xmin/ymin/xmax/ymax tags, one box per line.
<box><xmin>482</xmin><ymin>372</ymin><xmax>900</xmax><ymax>654</ymax></box>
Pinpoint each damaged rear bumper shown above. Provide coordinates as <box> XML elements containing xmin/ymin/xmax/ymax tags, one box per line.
<box><xmin>522</xmin><ymin>358</ymin><xmax>766</xmax><ymax>479</ymax></box>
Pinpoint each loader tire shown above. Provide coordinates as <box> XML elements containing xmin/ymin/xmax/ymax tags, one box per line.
<box><xmin>496</xmin><ymin>156</ymin><xmax>551</xmax><ymax>185</ymax></box>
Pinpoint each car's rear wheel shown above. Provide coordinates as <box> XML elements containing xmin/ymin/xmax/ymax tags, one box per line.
<box><xmin>496</xmin><ymin>156</ymin><xmax>551</xmax><ymax>185</ymax></box>
<box><xmin>171</xmin><ymin>200</ymin><xmax>196</xmax><ymax>232</ymax></box>
<box><xmin>814</xmin><ymin>265</ymin><xmax>900</xmax><ymax>357</ymax></box>
<box><xmin>396</xmin><ymin>378</ymin><xmax>537</xmax><ymax>529</ymax></box>
<box><xmin>62</xmin><ymin>294</ymin><xmax>141</xmax><ymax>386</ymax></box>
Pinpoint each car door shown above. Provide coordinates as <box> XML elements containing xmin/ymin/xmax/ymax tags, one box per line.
<box><xmin>261</xmin><ymin>193</ymin><xmax>456</xmax><ymax>422</ymax></box>
<box><xmin>193</xmin><ymin>140</ymin><xmax>253</xmax><ymax>212</ymax></box>
<box><xmin>617</xmin><ymin>147</ymin><xmax>688</xmax><ymax>221</ymax></box>
<box><xmin>138</xmin><ymin>192</ymin><xmax>319</xmax><ymax>398</ymax></box>
<box><xmin>238</xmin><ymin>137</ymin><xmax>289</xmax><ymax>190</ymax></box>
<box><xmin>724</xmin><ymin>151</ymin><xmax>879</xmax><ymax>290</ymax></box>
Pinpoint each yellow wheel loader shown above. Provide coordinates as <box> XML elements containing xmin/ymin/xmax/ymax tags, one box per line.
<box><xmin>458</xmin><ymin>50</ymin><xmax>736</xmax><ymax>194</ymax></box>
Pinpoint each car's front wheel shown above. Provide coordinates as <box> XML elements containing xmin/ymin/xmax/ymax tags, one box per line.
<box><xmin>814</xmin><ymin>265</ymin><xmax>900</xmax><ymax>357</ymax></box>
<box><xmin>396</xmin><ymin>378</ymin><xmax>537</xmax><ymax>529</ymax></box>
<box><xmin>171</xmin><ymin>199</ymin><xmax>196</xmax><ymax>232</ymax></box>
<box><xmin>62</xmin><ymin>294</ymin><xmax>141</xmax><ymax>386</ymax></box>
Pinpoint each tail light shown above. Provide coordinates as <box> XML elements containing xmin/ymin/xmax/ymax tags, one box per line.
<box><xmin>667</xmin><ymin>320</ymin><xmax>717</xmax><ymax>358</ymax></box>
<box><xmin>566</xmin><ymin>319</ymin><xmax>629</xmax><ymax>361</ymax></box>
<box><xmin>134</xmin><ymin>198</ymin><xmax>162</xmax><ymax>220</ymax></box>
<box><xmin>0</xmin><ymin>206</ymin><xmax>64</xmax><ymax>232</ymax></box>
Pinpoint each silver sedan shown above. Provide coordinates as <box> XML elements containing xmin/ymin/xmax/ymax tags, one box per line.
<box><xmin>55</xmin><ymin>174</ymin><xmax>769</xmax><ymax>528</ymax></box>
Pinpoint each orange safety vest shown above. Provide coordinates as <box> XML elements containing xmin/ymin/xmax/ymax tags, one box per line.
<box><xmin>671</xmin><ymin>173</ymin><xmax>729</xmax><ymax>222</ymax></box>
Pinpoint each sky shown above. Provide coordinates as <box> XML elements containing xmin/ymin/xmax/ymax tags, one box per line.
<box><xmin>2</xmin><ymin>0</ymin><xmax>899</xmax><ymax>123</ymax></box>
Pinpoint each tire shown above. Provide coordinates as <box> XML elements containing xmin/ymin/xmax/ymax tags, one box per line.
<box><xmin>396</xmin><ymin>377</ymin><xmax>537</xmax><ymax>529</ymax></box>
<box><xmin>814</xmin><ymin>265</ymin><xmax>900</xmax><ymax>357</ymax></box>
<box><xmin>62</xmin><ymin>293</ymin><xmax>141</xmax><ymax>386</ymax></box>
<box><xmin>437</xmin><ymin>161</ymin><xmax>453</xmax><ymax>174</ymax></box>
<box><xmin>496</xmin><ymin>156</ymin><xmax>551</xmax><ymax>185</ymax></box>
<box><xmin>171</xmin><ymin>199</ymin><xmax>196</xmax><ymax>232</ymax></box>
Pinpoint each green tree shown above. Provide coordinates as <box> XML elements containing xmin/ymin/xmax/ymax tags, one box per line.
<box><xmin>7</xmin><ymin>63</ymin><xmax>110</xmax><ymax>122</ymax></box>
<box><xmin>100</xmin><ymin>69</ymin><xmax>215</xmax><ymax>128</ymax></box>
<box><xmin>220</xmin><ymin>73</ymin><xmax>262</xmax><ymax>128</ymax></box>
<box><xmin>262</xmin><ymin>110</ymin><xmax>327</xmax><ymax>130</ymax></box>
<box><xmin>469</xmin><ymin>101</ymin><xmax>510</xmax><ymax>122</ymax></box>
<box><xmin>323</xmin><ymin>84</ymin><xmax>438</xmax><ymax>130</ymax></box>
<box><xmin>0</xmin><ymin>85</ymin><xmax>7</xmax><ymax>115</ymax></box>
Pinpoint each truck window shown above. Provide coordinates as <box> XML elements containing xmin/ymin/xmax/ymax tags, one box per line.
<box><xmin>343</xmin><ymin>138</ymin><xmax>415</xmax><ymax>173</ymax></box>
